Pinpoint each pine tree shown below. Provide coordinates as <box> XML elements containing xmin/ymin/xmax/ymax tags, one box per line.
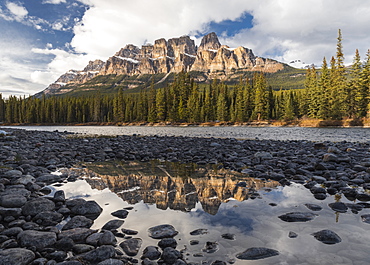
<box><xmin>362</xmin><ymin>50</ymin><xmax>370</xmax><ymax>117</ymax></box>
<box><xmin>317</xmin><ymin>57</ymin><xmax>330</xmax><ymax>119</ymax></box>
<box><xmin>350</xmin><ymin>49</ymin><xmax>365</xmax><ymax>118</ymax></box>
<box><xmin>0</xmin><ymin>93</ymin><xmax>5</xmax><ymax>122</ymax></box>
<box><xmin>147</xmin><ymin>79</ymin><xmax>157</xmax><ymax>122</ymax></box>
<box><xmin>252</xmin><ymin>72</ymin><xmax>268</xmax><ymax>120</ymax></box>
<box><xmin>156</xmin><ymin>88</ymin><xmax>166</xmax><ymax>121</ymax></box>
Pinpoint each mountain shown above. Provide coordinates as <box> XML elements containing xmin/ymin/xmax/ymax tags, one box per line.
<box><xmin>38</xmin><ymin>32</ymin><xmax>301</xmax><ymax>97</ymax></box>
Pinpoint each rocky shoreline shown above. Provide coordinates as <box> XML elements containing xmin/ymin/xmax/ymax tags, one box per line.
<box><xmin>1</xmin><ymin>128</ymin><xmax>370</xmax><ymax>264</ymax></box>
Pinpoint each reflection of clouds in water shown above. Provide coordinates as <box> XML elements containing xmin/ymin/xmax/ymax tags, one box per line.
<box><xmin>56</xmin><ymin>178</ymin><xmax>370</xmax><ymax>264</ymax></box>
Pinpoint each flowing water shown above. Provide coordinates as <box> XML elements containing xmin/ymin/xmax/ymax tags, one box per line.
<box><xmin>2</xmin><ymin>125</ymin><xmax>370</xmax><ymax>142</ymax></box>
<box><xmin>50</xmin><ymin>161</ymin><xmax>370</xmax><ymax>264</ymax></box>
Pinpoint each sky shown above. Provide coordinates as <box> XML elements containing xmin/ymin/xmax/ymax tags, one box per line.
<box><xmin>1</xmin><ymin>0</ymin><xmax>370</xmax><ymax>98</ymax></box>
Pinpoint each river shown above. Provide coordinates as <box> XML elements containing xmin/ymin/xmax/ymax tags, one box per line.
<box><xmin>2</xmin><ymin>125</ymin><xmax>370</xmax><ymax>142</ymax></box>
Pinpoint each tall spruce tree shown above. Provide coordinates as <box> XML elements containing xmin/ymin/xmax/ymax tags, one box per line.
<box><xmin>317</xmin><ymin>57</ymin><xmax>330</xmax><ymax>119</ymax></box>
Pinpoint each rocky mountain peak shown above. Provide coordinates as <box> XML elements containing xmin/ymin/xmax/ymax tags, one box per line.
<box><xmin>39</xmin><ymin>32</ymin><xmax>285</xmax><ymax>97</ymax></box>
<box><xmin>115</xmin><ymin>45</ymin><xmax>140</xmax><ymax>59</ymax></box>
<box><xmin>82</xmin><ymin>59</ymin><xmax>105</xmax><ymax>72</ymax></box>
<box><xmin>198</xmin><ymin>32</ymin><xmax>221</xmax><ymax>51</ymax></box>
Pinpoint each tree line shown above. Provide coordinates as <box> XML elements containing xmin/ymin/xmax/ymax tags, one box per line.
<box><xmin>1</xmin><ymin>30</ymin><xmax>369</xmax><ymax>124</ymax></box>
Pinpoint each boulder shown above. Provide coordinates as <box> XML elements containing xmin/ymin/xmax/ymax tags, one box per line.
<box><xmin>71</xmin><ymin>200</ymin><xmax>102</xmax><ymax>220</ymax></box>
<box><xmin>0</xmin><ymin>248</ymin><xmax>35</xmax><ymax>265</ymax></box>
<box><xmin>62</xmin><ymin>215</ymin><xmax>93</xmax><ymax>230</ymax></box>
<box><xmin>148</xmin><ymin>224</ymin><xmax>178</xmax><ymax>239</ymax></box>
<box><xmin>278</xmin><ymin>212</ymin><xmax>318</xmax><ymax>222</ymax></box>
<box><xmin>119</xmin><ymin>238</ymin><xmax>142</xmax><ymax>256</ymax></box>
<box><xmin>236</xmin><ymin>247</ymin><xmax>279</xmax><ymax>260</ymax></box>
<box><xmin>312</xmin><ymin>229</ymin><xmax>341</xmax><ymax>244</ymax></box>
<box><xmin>17</xmin><ymin>230</ymin><xmax>57</xmax><ymax>251</ymax></box>
<box><xmin>22</xmin><ymin>197</ymin><xmax>55</xmax><ymax>217</ymax></box>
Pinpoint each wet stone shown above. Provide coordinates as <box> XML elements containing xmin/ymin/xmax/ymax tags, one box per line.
<box><xmin>53</xmin><ymin>190</ymin><xmax>66</xmax><ymax>202</ymax></box>
<box><xmin>0</xmin><ymin>248</ymin><xmax>35</xmax><ymax>265</ymax></box>
<box><xmin>0</xmin><ymin>194</ymin><xmax>27</xmax><ymax>208</ymax></box>
<box><xmin>211</xmin><ymin>261</ymin><xmax>227</xmax><ymax>265</ymax></box>
<box><xmin>161</xmin><ymin>247</ymin><xmax>183</xmax><ymax>264</ymax></box>
<box><xmin>328</xmin><ymin>202</ymin><xmax>348</xmax><ymax>213</ymax></box>
<box><xmin>55</xmin><ymin>237</ymin><xmax>75</xmax><ymax>251</ymax></box>
<box><xmin>221</xmin><ymin>233</ymin><xmax>235</xmax><ymax>240</ymax></box>
<box><xmin>278</xmin><ymin>212</ymin><xmax>318</xmax><ymax>222</ymax></box>
<box><xmin>111</xmin><ymin>209</ymin><xmax>129</xmax><ymax>219</ymax></box>
<box><xmin>304</xmin><ymin>203</ymin><xmax>322</xmax><ymax>211</ymax></box>
<box><xmin>202</xmin><ymin>241</ymin><xmax>218</xmax><ymax>253</ymax></box>
<box><xmin>33</xmin><ymin>211</ymin><xmax>63</xmax><ymax>226</ymax></box>
<box><xmin>22</xmin><ymin>197</ymin><xmax>55</xmax><ymax>217</ymax></box>
<box><xmin>70</xmin><ymin>200</ymin><xmax>102</xmax><ymax>220</ymax></box>
<box><xmin>314</xmin><ymin>193</ymin><xmax>327</xmax><ymax>200</ymax></box>
<box><xmin>58</xmin><ymin>228</ymin><xmax>96</xmax><ymax>244</ymax></box>
<box><xmin>141</xmin><ymin>246</ymin><xmax>161</xmax><ymax>260</ymax></box>
<box><xmin>189</xmin><ymin>228</ymin><xmax>208</xmax><ymax>235</ymax></box>
<box><xmin>356</xmin><ymin>193</ymin><xmax>370</xmax><ymax>201</ymax></box>
<box><xmin>62</xmin><ymin>215</ymin><xmax>93</xmax><ymax>230</ymax></box>
<box><xmin>312</xmin><ymin>229</ymin><xmax>341</xmax><ymax>244</ymax></box>
<box><xmin>101</xmin><ymin>219</ymin><xmax>124</xmax><ymax>231</ymax></box>
<box><xmin>361</xmin><ymin>214</ymin><xmax>370</xmax><ymax>224</ymax></box>
<box><xmin>288</xmin><ymin>231</ymin><xmax>298</xmax><ymax>238</ymax></box>
<box><xmin>98</xmin><ymin>230</ymin><xmax>117</xmax><ymax>246</ymax></box>
<box><xmin>119</xmin><ymin>238</ymin><xmax>142</xmax><ymax>256</ymax></box>
<box><xmin>121</xmin><ymin>228</ymin><xmax>138</xmax><ymax>235</ymax></box>
<box><xmin>236</xmin><ymin>247</ymin><xmax>279</xmax><ymax>260</ymax></box>
<box><xmin>72</xmin><ymin>244</ymin><xmax>95</xmax><ymax>254</ymax></box>
<box><xmin>17</xmin><ymin>230</ymin><xmax>57</xmax><ymax>251</ymax></box>
<box><xmin>79</xmin><ymin>245</ymin><xmax>116</xmax><ymax>263</ymax></box>
<box><xmin>158</xmin><ymin>238</ymin><xmax>177</xmax><ymax>249</ymax></box>
<box><xmin>148</xmin><ymin>224</ymin><xmax>178</xmax><ymax>239</ymax></box>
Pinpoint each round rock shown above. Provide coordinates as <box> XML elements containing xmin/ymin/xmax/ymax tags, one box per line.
<box><xmin>141</xmin><ymin>246</ymin><xmax>161</xmax><ymax>260</ymax></box>
<box><xmin>17</xmin><ymin>230</ymin><xmax>57</xmax><ymax>251</ymax></box>
<box><xmin>236</xmin><ymin>247</ymin><xmax>279</xmax><ymax>260</ymax></box>
<box><xmin>70</xmin><ymin>200</ymin><xmax>102</xmax><ymax>220</ymax></box>
<box><xmin>304</xmin><ymin>203</ymin><xmax>322</xmax><ymax>211</ymax></box>
<box><xmin>119</xmin><ymin>238</ymin><xmax>142</xmax><ymax>256</ymax></box>
<box><xmin>62</xmin><ymin>215</ymin><xmax>93</xmax><ymax>230</ymax></box>
<box><xmin>278</xmin><ymin>212</ymin><xmax>318</xmax><ymax>222</ymax></box>
<box><xmin>148</xmin><ymin>224</ymin><xmax>178</xmax><ymax>239</ymax></box>
<box><xmin>312</xmin><ymin>229</ymin><xmax>341</xmax><ymax>244</ymax></box>
<box><xmin>22</xmin><ymin>197</ymin><xmax>55</xmax><ymax>217</ymax></box>
<box><xmin>361</xmin><ymin>214</ymin><xmax>370</xmax><ymax>224</ymax></box>
<box><xmin>111</xmin><ymin>209</ymin><xmax>129</xmax><ymax>219</ymax></box>
<box><xmin>0</xmin><ymin>248</ymin><xmax>35</xmax><ymax>265</ymax></box>
<box><xmin>101</xmin><ymin>219</ymin><xmax>124</xmax><ymax>231</ymax></box>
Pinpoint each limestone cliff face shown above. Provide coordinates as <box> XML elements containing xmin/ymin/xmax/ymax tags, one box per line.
<box><xmin>40</xmin><ymin>59</ymin><xmax>105</xmax><ymax>96</ymax></box>
<box><xmin>40</xmin><ymin>32</ymin><xmax>285</xmax><ymax>96</ymax></box>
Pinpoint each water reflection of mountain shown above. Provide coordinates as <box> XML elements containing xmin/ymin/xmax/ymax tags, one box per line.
<box><xmin>81</xmin><ymin>161</ymin><xmax>279</xmax><ymax>215</ymax></box>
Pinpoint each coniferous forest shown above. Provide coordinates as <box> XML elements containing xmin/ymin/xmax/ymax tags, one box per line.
<box><xmin>1</xmin><ymin>30</ymin><xmax>370</xmax><ymax>125</ymax></box>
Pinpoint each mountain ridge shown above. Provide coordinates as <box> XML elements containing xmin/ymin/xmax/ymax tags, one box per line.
<box><xmin>38</xmin><ymin>32</ymin><xmax>289</xmax><ymax>97</ymax></box>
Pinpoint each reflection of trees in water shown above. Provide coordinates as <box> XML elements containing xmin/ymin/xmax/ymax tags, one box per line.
<box><xmin>83</xmin><ymin>161</ymin><xmax>279</xmax><ymax>215</ymax></box>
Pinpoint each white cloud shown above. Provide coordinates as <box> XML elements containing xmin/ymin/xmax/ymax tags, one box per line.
<box><xmin>222</xmin><ymin>0</ymin><xmax>370</xmax><ymax>65</ymax></box>
<box><xmin>6</xmin><ymin>2</ymin><xmax>28</xmax><ymax>22</ymax></box>
<box><xmin>70</xmin><ymin>0</ymin><xmax>255</xmax><ymax>58</ymax></box>
<box><xmin>70</xmin><ymin>0</ymin><xmax>370</xmax><ymax>68</ymax></box>
<box><xmin>42</xmin><ymin>0</ymin><xmax>67</xmax><ymax>4</ymax></box>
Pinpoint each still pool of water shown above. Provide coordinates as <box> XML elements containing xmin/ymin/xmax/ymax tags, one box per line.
<box><xmin>3</xmin><ymin>125</ymin><xmax>370</xmax><ymax>142</ymax></box>
<box><xmin>50</xmin><ymin>161</ymin><xmax>370</xmax><ymax>265</ymax></box>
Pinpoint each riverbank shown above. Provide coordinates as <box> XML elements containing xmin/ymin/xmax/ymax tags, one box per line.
<box><xmin>2</xmin><ymin>117</ymin><xmax>370</xmax><ymax>128</ymax></box>
<box><xmin>1</xmin><ymin>128</ymin><xmax>370</xmax><ymax>264</ymax></box>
